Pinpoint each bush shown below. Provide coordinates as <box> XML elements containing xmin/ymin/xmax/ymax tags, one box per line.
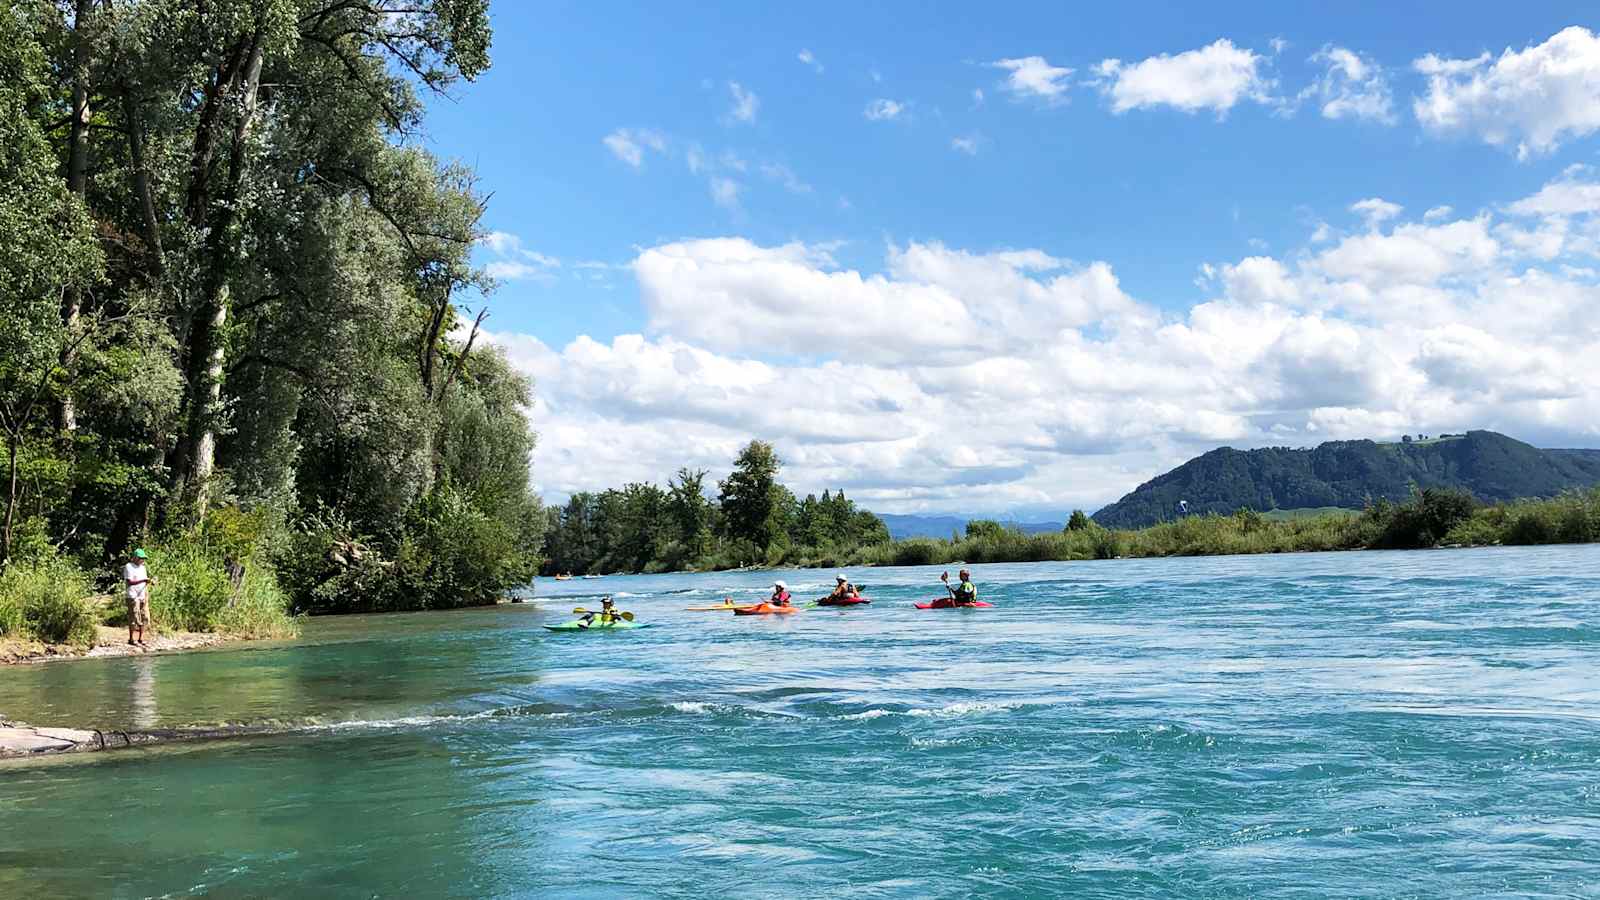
<box><xmin>0</xmin><ymin>557</ymin><xmax>96</xmax><ymax>646</ymax></box>
<box><xmin>1066</xmin><ymin>510</ymin><xmax>1091</xmax><ymax>532</ymax></box>
<box><xmin>136</xmin><ymin>505</ymin><xmax>299</xmax><ymax>636</ymax></box>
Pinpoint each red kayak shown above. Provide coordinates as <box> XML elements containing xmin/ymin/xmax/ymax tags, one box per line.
<box><xmin>733</xmin><ymin>602</ymin><xmax>800</xmax><ymax>616</ymax></box>
<box><xmin>816</xmin><ymin>595</ymin><xmax>871</xmax><ymax>607</ymax></box>
<box><xmin>914</xmin><ymin>599</ymin><xmax>994</xmax><ymax>609</ymax></box>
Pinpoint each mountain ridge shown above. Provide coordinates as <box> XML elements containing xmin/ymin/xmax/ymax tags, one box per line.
<box><xmin>1092</xmin><ymin>431</ymin><xmax>1600</xmax><ymax>529</ymax></box>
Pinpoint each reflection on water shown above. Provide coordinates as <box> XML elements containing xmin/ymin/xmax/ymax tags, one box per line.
<box><xmin>130</xmin><ymin>656</ymin><xmax>156</xmax><ymax>730</ymax></box>
<box><xmin>0</xmin><ymin>546</ymin><xmax>1597</xmax><ymax>898</ymax></box>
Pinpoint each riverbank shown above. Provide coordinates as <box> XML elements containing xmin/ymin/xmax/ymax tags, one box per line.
<box><xmin>0</xmin><ymin>623</ymin><xmax>255</xmax><ymax>665</ymax></box>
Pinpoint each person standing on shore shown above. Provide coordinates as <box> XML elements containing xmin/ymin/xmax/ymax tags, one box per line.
<box><xmin>123</xmin><ymin>549</ymin><xmax>154</xmax><ymax>646</ymax></box>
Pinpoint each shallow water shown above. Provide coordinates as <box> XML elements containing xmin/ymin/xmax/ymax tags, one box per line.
<box><xmin>2</xmin><ymin>547</ymin><xmax>1598</xmax><ymax>897</ymax></box>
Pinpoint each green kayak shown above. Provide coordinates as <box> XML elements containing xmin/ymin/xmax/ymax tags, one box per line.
<box><xmin>543</xmin><ymin>619</ymin><xmax>652</xmax><ymax>632</ymax></box>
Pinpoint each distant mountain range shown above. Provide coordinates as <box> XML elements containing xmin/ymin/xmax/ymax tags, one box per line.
<box><xmin>877</xmin><ymin>513</ymin><xmax>1065</xmax><ymax>540</ymax></box>
<box><xmin>1092</xmin><ymin>430</ymin><xmax>1600</xmax><ymax>529</ymax></box>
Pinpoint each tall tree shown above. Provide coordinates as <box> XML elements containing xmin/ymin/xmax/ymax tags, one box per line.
<box><xmin>718</xmin><ymin>440</ymin><xmax>783</xmax><ymax>550</ymax></box>
<box><xmin>0</xmin><ymin>4</ymin><xmax>102</xmax><ymax>563</ymax></box>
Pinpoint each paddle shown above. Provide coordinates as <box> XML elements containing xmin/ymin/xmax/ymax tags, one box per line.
<box><xmin>571</xmin><ymin>607</ymin><xmax>636</xmax><ymax>621</ymax></box>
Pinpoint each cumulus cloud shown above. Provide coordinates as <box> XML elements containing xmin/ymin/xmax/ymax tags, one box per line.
<box><xmin>1305</xmin><ymin>45</ymin><xmax>1395</xmax><ymax>123</ymax></box>
<box><xmin>1094</xmin><ymin>39</ymin><xmax>1275</xmax><ymax>115</ymax></box>
<box><xmin>1505</xmin><ymin>164</ymin><xmax>1600</xmax><ymax>217</ymax></box>
<box><xmin>1350</xmin><ymin>197</ymin><xmax>1402</xmax><ymax>228</ymax></box>
<box><xmin>864</xmin><ymin>98</ymin><xmax>906</xmax><ymax>121</ymax></box>
<box><xmin>488</xmin><ymin>177</ymin><xmax>1600</xmax><ymax>515</ymax></box>
<box><xmin>727</xmin><ymin>81</ymin><xmax>760</xmax><ymax>124</ymax></box>
<box><xmin>479</xmin><ymin>231</ymin><xmax>560</xmax><ymax>281</ymax></box>
<box><xmin>990</xmin><ymin>56</ymin><xmax>1074</xmax><ymax>101</ymax></box>
<box><xmin>602</xmin><ymin>128</ymin><xmax>666</xmax><ymax>168</ymax></box>
<box><xmin>1413</xmin><ymin>26</ymin><xmax>1600</xmax><ymax>159</ymax></box>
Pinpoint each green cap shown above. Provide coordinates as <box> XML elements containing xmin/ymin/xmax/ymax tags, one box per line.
<box><xmin>133</xmin><ymin>548</ymin><xmax>148</xmax><ymax>559</ymax></box>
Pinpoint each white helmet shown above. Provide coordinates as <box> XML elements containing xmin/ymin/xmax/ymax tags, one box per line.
<box><xmin>836</xmin><ymin>573</ymin><xmax>848</xmax><ymax>582</ymax></box>
<box><xmin>774</xmin><ymin>580</ymin><xmax>787</xmax><ymax>590</ymax></box>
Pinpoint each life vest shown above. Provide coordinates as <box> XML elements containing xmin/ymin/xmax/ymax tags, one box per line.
<box><xmin>773</xmin><ymin>591</ymin><xmax>792</xmax><ymax>605</ymax></box>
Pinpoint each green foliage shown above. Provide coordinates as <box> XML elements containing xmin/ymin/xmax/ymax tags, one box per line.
<box><xmin>718</xmin><ymin>441</ymin><xmax>783</xmax><ymax>549</ymax></box>
<box><xmin>1066</xmin><ymin>509</ymin><xmax>1091</xmax><ymax>532</ymax></box>
<box><xmin>850</xmin><ymin>488</ymin><xmax>1600</xmax><ymax>568</ymax></box>
<box><xmin>542</xmin><ymin>445</ymin><xmax>892</xmax><ymax>574</ymax></box>
<box><xmin>0</xmin><ymin>556</ymin><xmax>96</xmax><ymax>646</ymax></box>
<box><xmin>966</xmin><ymin>519</ymin><xmax>1004</xmax><ymax>539</ymax></box>
<box><xmin>0</xmin><ymin>1</ymin><xmax>538</xmax><ymax>617</ymax></box>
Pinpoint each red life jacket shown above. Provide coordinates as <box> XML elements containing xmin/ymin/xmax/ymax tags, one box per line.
<box><xmin>773</xmin><ymin>591</ymin><xmax>791</xmax><ymax>605</ymax></box>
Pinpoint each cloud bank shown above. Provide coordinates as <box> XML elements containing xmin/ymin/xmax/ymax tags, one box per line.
<box><xmin>488</xmin><ymin>172</ymin><xmax>1600</xmax><ymax>515</ymax></box>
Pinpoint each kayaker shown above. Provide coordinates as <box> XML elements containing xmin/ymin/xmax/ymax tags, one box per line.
<box><xmin>826</xmin><ymin>574</ymin><xmax>858</xmax><ymax>602</ymax></box>
<box><xmin>940</xmin><ymin>569</ymin><xmax>979</xmax><ymax>606</ymax></box>
<box><xmin>770</xmin><ymin>581</ymin><xmax>793</xmax><ymax>607</ymax></box>
<box><xmin>578</xmin><ymin>596</ymin><xmax>621</xmax><ymax>628</ymax></box>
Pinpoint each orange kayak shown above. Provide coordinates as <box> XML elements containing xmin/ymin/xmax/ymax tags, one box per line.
<box><xmin>733</xmin><ymin>602</ymin><xmax>800</xmax><ymax>616</ymax></box>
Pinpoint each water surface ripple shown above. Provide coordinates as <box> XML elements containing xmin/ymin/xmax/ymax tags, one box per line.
<box><xmin>2</xmin><ymin>547</ymin><xmax>1597</xmax><ymax>897</ymax></box>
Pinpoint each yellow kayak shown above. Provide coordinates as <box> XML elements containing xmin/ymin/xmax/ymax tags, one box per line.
<box><xmin>685</xmin><ymin>599</ymin><xmax>740</xmax><ymax>611</ymax></box>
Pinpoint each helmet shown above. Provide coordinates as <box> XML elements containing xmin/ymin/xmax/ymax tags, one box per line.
<box><xmin>835</xmin><ymin>573</ymin><xmax>847</xmax><ymax>582</ymax></box>
<box><xmin>774</xmin><ymin>580</ymin><xmax>787</xmax><ymax>590</ymax></box>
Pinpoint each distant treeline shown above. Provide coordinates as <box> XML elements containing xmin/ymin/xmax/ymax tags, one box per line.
<box><xmin>541</xmin><ymin>441</ymin><xmax>891</xmax><ymax>575</ymax></box>
<box><xmin>865</xmin><ymin>488</ymin><xmax>1600</xmax><ymax>567</ymax></box>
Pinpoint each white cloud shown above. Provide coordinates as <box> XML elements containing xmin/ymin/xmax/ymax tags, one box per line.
<box><xmin>759</xmin><ymin>162</ymin><xmax>812</xmax><ymax>194</ymax></box>
<box><xmin>798</xmin><ymin>49</ymin><xmax>822</xmax><ymax>73</ymax></box>
<box><xmin>1095</xmin><ymin>39</ymin><xmax>1274</xmax><ymax>115</ymax></box>
<box><xmin>602</xmin><ymin>128</ymin><xmax>666</xmax><ymax>168</ymax></box>
<box><xmin>1506</xmin><ymin>165</ymin><xmax>1600</xmax><ymax>216</ymax></box>
<box><xmin>1350</xmin><ymin>197</ymin><xmax>1402</xmax><ymax>228</ymax></box>
<box><xmin>479</xmin><ymin>231</ymin><xmax>560</xmax><ymax>281</ymax></box>
<box><xmin>1413</xmin><ymin>26</ymin><xmax>1600</xmax><ymax>159</ymax></box>
<box><xmin>709</xmin><ymin>177</ymin><xmax>742</xmax><ymax>211</ymax></box>
<box><xmin>972</xmin><ymin>88</ymin><xmax>985</xmax><ymax>107</ymax></box>
<box><xmin>1305</xmin><ymin>45</ymin><xmax>1395</xmax><ymax>123</ymax></box>
<box><xmin>490</xmin><ymin>190</ymin><xmax>1600</xmax><ymax>516</ymax></box>
<box><xmin>951</xmin><ymin>134</ymin><xmax>982</xmax><ymax>155</ymax></box>
<box><xmin>727</xmin><ymin>81</ymin><xmax>760</xmax><ymax>124</ymax></box>
<box><xmin>864</xmin><ymin>98</ymin><xmax>907</xmax><ymax>121</ymax></box>
<box><xmin>990</xmin><ymin>56</ymin><xmax>1074</xmax><ymax>101</ymax></box>
<box><xmin>1424</xmin><ymin>205</ymin><xmax>1454</xmax><ymax>222</ymax></box>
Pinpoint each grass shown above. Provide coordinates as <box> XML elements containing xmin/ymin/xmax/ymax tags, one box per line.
<box><xmin>0</xmin><ymin>556</ymin><xmax>98</xmax><ymax>647</ymax></box>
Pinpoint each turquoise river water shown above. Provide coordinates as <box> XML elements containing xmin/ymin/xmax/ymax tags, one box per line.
<box><xmin>1</xmin><ymin>547</ymin><xmax>1598</xmax><ymax>897</ymax></box>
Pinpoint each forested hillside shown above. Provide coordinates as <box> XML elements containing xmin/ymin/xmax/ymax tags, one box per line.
<box><xmin>0</xmin><ymin>0</ymin><xmax>539</xmax><ymax>635</ymax></box>
<box><xmin>1094</xmin><ymin>431</ymin><xmax>1600</xmax><ymax>529</ymax></box>
<box><xmin>541</xmin><ymin>441</ymin><xmax>891</xmax><ymax>574</ymax></box>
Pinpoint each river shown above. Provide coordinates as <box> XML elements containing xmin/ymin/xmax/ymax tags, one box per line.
<box><xmin>1</xmin><ymin>547</ymin><xmax>1597</xmax><ymax>897</ymax></box>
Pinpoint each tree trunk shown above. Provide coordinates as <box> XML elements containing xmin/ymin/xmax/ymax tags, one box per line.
<box><xmin>120</xmin><ymin>84</ymin><xmax>164</xmax><ymax>275</ymax></box>
<box><xmin>57</xmin><ymin>0</ymin><xmax>96</xmax><ymax>436</ymax></box>
<box><xmin>3</xmin><ymin>433</ymin><xmax>19</xmax><ymax>567</ymax></box>
<box><xmin>174</xmin><ymin>27</ymin><xmax>266</xmax><ymax>521</ymax></box>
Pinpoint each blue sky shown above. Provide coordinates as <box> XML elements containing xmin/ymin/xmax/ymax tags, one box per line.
<box><xmin>417</xmin><ymin>4</ymin><xmax>1600</xmax><ymax>516</ymax></box>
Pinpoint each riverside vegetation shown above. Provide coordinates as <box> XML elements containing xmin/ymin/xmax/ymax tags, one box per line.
<box><xmin>540</xmin><ymin>441</ymin><xmax>891</xmax><ymax>575</ymax></box>
<box><xmin>864</xmin><ymin>487</ymin><xmax>1600</xmax><ymax>568</ymax></box>
<box><xmin>0</xmin><ymin>1</ymin><xmax>542</xmax><ymax>650</ymax></box>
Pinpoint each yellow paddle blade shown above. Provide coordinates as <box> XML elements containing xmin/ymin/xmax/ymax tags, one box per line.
<box><xmin>620</xmin><ymin>611</ymin><xmax>635</xmax><ymax>621</ymax></box>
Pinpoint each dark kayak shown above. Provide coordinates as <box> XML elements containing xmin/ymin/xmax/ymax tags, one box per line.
<box><xmin>914</xmin><ymin>599</ymin><xmax>994</xmax><ymax>609</ymax></box>
<box><xmin>816</xmin><ymin>595</ymin><xmax>871</xmax><ymax>607</ymax></box>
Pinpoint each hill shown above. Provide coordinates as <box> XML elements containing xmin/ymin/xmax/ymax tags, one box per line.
<box><xmin>1092</xmin><ymin>431</ymin><xmax>1600</xmax><ymax>529</ymax></box>
<box><xmin>878</xmin><ymin>514</ymin><xmax>1065</xmax><ymax>540</ymax></box>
